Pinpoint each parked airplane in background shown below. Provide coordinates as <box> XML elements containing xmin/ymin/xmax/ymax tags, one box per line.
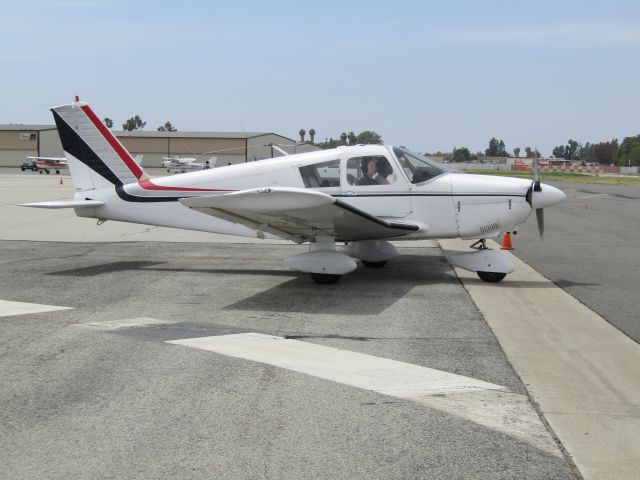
<box><xmin>161</xmin><ymin>155</ymin><xmax>217</xmax><ymax>173</ymax></box>
<box><xmin>22</xmin><ymin>99</ymin><xmax>566</xmax><ymax>283</ymax></box>
<box><xmin>26</xmin><ymin>156</ymin><xmax>68</xmax><ymax>174</ymax></box>
<box><xmin>24</xmin><ymin>154</ymin><xmax>142</xmax><ymax>174</ymax></box>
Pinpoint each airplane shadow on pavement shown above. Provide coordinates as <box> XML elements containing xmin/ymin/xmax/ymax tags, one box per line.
<box><xmin>46</xmin><ymin>254</ymin><xmax>457</xmax><ymax>316</ymax></box>
<box><xmin>47</xmin><ymin>261</ymin><xmax>299</xmax><ymax>279</ymax></box>
<box><xmin>223</xmin><ymin>255</ymin><xmax>457</xmax><ymax>315</ymax></box>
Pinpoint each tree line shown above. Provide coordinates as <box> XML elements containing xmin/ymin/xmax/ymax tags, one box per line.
<box><xmin>102</xmin><ymin>116</ymin><xmax>176</xmax><ymax>132</ymax></box>
<box><xmin>102</xmin><ymin>115</ymin><xmax>640</xmax><ymax>167</ymax></box>
<box><xmin>450</xmin><ymin>136</ymin><xmax>640</xmax><ymax>166</ymax></box>
<box><xmin>301</xmin><ymin>130</ymin><xmax>383</xmax><ymax>148</ymax></box>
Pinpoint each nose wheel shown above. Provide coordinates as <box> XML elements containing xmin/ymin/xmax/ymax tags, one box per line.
<box><xmin>469</xmin><ymin>239</ymin><xmax>508</xmax><ymax>283</ymax></box>
<box><xmin>477</xmin><ymin>271</ymin><xmax>507</xmax><ymax>283</ymax></box>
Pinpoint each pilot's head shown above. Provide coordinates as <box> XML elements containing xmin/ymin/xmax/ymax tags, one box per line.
<box><xmin>361</xmin><ymin>157</ymin><xmax>378</xmax><ymax>177</ymax></box>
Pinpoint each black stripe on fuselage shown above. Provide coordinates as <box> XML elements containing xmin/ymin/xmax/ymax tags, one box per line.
<box><xmin>115</xmin><ymin>186</ymin><xmax>182</xmax><ymax>203</ymax></box>
<box><xmin>52</xmin><ymin>109</ymin><xmax>122</xmax><ymax>186</ymax></box>
<box><xmin>333</xmin><ymin>199</ymin><xmax>419</xmax><ymax>231</ymax></box>
<box><xmin>112</xmin><ymin>191</ymin><xmax>527</xmax><ymax>203</ymax></box>
<box><xmin>333</xmin><ymin>193</ymin><xmax>526</xmax><ymax>198</ymax></box>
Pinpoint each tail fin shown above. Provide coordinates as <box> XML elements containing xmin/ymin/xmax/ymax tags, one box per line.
<box><xmin>51</xmin><ymin>99</ymin><xmax>149</xmax><ymax>191</ymax></box>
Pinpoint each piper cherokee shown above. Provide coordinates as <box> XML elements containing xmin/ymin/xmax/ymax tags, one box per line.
<box><xmin>22</xmin><ymin>99</ymin><xmax>566</xmax><ymax>284</ymax></box>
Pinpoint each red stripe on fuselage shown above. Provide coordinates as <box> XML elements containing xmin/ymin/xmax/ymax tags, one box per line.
<box><xmin>137</xmin><ymin>179</ymin><xmax>235</xmax><ymax>192</ymax></box>
<box><xmin>81</xmin><ymin>105</ymin><xmax>145</xmax><ymax>180</ymax></box>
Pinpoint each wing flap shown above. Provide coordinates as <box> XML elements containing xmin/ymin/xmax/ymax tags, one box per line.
<box><xmin>180</xmin><ymin>187</ymin><xmax>419</xmax><ymax>241</ymax></box>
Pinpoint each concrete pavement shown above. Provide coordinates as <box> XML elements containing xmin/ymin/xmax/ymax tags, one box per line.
<box><xmin>441</xmin><ymin>238</ymin><xmax>640</xmax><ymax>480</ymax></box>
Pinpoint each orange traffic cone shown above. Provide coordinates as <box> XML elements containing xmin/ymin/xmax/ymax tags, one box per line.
<box><xmin>500</xmin><ymin>232</ymin><xmax>513</xmax><ymax>250</ymax></box>
<box><xmin>59</xmin><ymin>177</ymin><xmax>64</xmax><ymax>185</ymax></box>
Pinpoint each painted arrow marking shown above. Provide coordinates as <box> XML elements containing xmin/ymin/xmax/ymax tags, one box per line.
<box><xmin>167</xmin><ymin>332</ymin><xmax>561</xmax><ymax>456</ymax></box>
<box><xmin>0</xmin><ymin>299</ymin><xmax>72</xmax><ymax>317</ymax></box>
<box><xmin>168</xmin><ymin>332</ymin><xmax>504</xmax><ymax>396</ymax></box>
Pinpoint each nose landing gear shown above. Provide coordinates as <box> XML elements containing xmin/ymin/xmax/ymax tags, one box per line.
<box><xmin>469</xmin><ymin>239</ymin><xmax>508</xmax><ymax>282</ymax></box>
<box><xmin>446</xmin><ymin>238</ymin><xmax>513</xmax><ymax>283</ymax></box>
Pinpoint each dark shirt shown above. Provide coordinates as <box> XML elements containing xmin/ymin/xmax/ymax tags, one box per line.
<box><xmin>357</xmin><ymin>175</ymin><xmax>378</xmax><ymax>186</ymax></box>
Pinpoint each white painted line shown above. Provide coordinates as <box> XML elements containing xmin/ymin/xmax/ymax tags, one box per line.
<box><xmin>79</xmin><ymin>317</ymin><xmax>172</xmax><ymax>329</ymax></box>
<box><xmin>168</xmin><ymin>332</ymin><xmax>504</xmax><ymax>396</ymax></box>
<box><xmin>0</xmin><ymin>299</ymin><xmax>72</xmax><ymax>317</ymax></box>
<box><xmin>167</xmin><ymin>332</ymin><xmax>560</xmax><ymax>455</ymax></box>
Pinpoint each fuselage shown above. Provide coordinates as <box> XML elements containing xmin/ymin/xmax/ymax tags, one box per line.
<box><xmin>73</xmin><ymin>144</ymin><xmax>560</xmax><ymax>242</ymax></box>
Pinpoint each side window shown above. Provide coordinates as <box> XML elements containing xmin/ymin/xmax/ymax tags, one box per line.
<box><xmin>346</xmin><ymin>155</ymin><xmax>396</xmax><ymax>186</ymax></box>
<box><xmin>298</xmin><ymin>159</ymin><xmax>341</xmax><ymax>188</ymax></box>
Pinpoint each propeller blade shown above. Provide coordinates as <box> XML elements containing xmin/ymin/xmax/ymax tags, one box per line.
<box><xmin>536</xmin><ymin>208</ymin><xmax>544</xmax><ymax>240</ymax></box>
<box><xmin>533</xmin><ymin>160</ymin><xmax>541</xmax><ymax>192</ymax></box>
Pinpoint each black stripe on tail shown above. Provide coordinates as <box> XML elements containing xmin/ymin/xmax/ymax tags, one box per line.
<box><xmin>52</xmin><ymin>109</ymin><xmax>122</xmax><ymax>186</ymax></box>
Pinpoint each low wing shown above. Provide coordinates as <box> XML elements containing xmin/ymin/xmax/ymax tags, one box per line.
<box><xmin>179</xmin><ymin>187</ymin><xmax>420</xmax><ymax>242</ymax></box>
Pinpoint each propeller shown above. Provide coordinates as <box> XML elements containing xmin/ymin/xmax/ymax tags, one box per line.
<box><xmin>533</xmin><ymin>159</ymin><xmax>542</xmax><ymax>192</ymax></box>
<box><xmin>536</xmin><ymin>208</ymin><xmax>544</xmax><ymax>240</ymax></box>
<box><xmin>532</xmin><ymin>159</ymin><xmax>544</xmax><ymax>240</ymax></box>
<box><xmin>524</xmin><ymin>159</ymin><xmax>566</xmax><ymax>240</ymax></box>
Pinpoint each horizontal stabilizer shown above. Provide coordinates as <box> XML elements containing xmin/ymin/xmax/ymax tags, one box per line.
<box><xmin>20</xmin><ymin>200</ymin><xmax>105</xmax><ymax>209</ymax></box>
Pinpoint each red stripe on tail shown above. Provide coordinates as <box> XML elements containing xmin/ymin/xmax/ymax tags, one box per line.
<box><xmin>81</xmin><ymin>105</ymin><xmax>145</xmax><ymax>180</ymax></box>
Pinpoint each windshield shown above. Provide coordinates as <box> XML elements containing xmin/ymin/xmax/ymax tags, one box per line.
<box><xmin>393</xmin><ymin>146</ymin><xmax>445</xmax><ymax>184</ymax></box>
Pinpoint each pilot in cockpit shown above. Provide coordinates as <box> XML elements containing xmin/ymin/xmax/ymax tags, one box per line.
<box><xmin>357</xmin><ymin>157</ymin><xmax>379</xmax><ymax>185</ymax></box>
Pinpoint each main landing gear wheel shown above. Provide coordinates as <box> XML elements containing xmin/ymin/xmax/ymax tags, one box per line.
<box><xmin>477</xmin><ymin>271</ymin><xmax>507</xmax><ymax>283</ymax></box>
<box><xmin>361</xmin><ymin>260</ymin><xmax>387</xmax><ymax>268</ymax></box>
<box><xmin>310</xmin><ymin>273</ymin><xmax>341</xmax><ymax>284</ymax></box>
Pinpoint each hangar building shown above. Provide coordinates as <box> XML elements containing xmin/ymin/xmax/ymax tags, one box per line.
<box><xmin>0</xmin><ymin>124</ymin><xmax>319</xmax><ymax>168</ymax></box>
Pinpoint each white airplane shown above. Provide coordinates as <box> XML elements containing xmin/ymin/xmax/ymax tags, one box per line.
<box><xmin>22</xmin><ymin>99</ymin><xmax>566</xmax><ymax>284</ymax></box>
<box><xmin>26</xmin><ymin>154</ymin><xmax>142</xmax><ymax>173</ymax></box>
<box><xmin>161</xmin><ymin>155</ymin><xmax>217</xmax><ymax>173</ymax></box>
<box><xmin>26</xmin><ymin>156</ymin><xmax>68</xmax><ymax>174</ymax></box>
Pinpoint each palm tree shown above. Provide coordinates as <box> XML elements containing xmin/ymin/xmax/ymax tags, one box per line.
<box><xmin>298</xmin><ymin>129</ymin><xmax>306</xmax><ymax>142</ymax></box>
<box><xmin>309</xmin><ymin>128</ymin><xmax>316</xmax><ymax>143</ymax></box>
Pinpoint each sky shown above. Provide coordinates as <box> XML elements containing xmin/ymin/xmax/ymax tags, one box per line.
<box><xmin>1</xmin><ymin>0</ymin><xmax>639</xmax><ymax>156</ymax></box>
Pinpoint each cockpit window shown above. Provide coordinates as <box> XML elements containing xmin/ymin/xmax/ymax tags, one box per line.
<box><xmin>299</xmin><ymin>159</ymin><xmax>340</xmax><ymax>188</ymax></box>
<box><xmin>346</xmin><ymin>155</ymin><xmax>396</xmax><ymax>186</ymax></box>
<box><xmin>393</xmin><ymin>146</ymin><xmax>445</xmax><ymax>184</ymax></box>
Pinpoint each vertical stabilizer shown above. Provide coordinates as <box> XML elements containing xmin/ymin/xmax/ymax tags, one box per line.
<box><xmin>51</xmin><ymin>99</ymin><xmax>150</xmax><ymax>192</ymax></box>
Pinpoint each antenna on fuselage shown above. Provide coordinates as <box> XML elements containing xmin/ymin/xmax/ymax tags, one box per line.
<box><xmin>270</xmin><ymin>144</ymin><xmax>290</xmax><ymax>156</ymax></box>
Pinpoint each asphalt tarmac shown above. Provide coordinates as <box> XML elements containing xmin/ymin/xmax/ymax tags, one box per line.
<box><xmin>1</xmin><ymin>239</ymin><xmax>580</xmax><ymax>480</ymax></box>
<box><xmin>2</xmin><ymin>171</ymin><xmax>637</xmax><ymax>479</ymax></box>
